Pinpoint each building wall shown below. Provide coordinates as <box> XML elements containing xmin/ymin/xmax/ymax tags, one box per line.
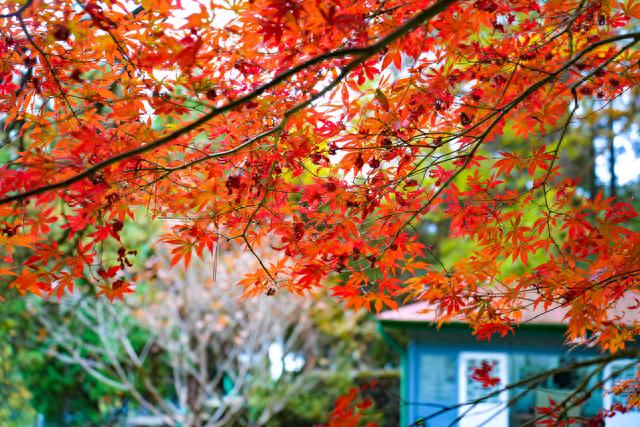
<box><xmin>405</xmin><ymin>324</ymin><xmax>602</xmax><ymax>426</ymax></box>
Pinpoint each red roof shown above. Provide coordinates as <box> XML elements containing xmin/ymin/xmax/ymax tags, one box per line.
<box><xmin>378</xmin><ymin>296</ymin><xmax>640</xmax><ymax>326</ymax></box>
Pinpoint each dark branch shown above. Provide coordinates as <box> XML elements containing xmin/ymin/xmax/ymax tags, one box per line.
<box><xmin>0</xmin><ymin>0</ymin><xmax>458</xmax><ymax>206</ymax></box>
<box><xmin>0</xmin><ymin>0</ymin><xmax>34</xmax><ymax>18</ymax></box>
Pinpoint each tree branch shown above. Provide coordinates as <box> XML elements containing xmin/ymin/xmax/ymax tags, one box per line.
<box><xmin>0</xmin><ymin>0</ymin><xmax>457</xmax><ymax>205</ymax></box>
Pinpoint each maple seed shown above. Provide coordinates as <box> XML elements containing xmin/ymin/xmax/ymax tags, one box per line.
<box><xmin>325</xmin><ymin>181</ymin><xmax>337</xmax><ymax>192</ymax></box>
<box><xmin>1</xmin><ymin>225</ymin><xmax>17</xmax><ymax>237</ymax></box>
<box><xmin>460</xmin><ymin>112</ymin><xmax>472</xmax><ymax>126</ymax></box>
<box><xmin>579</xmin><ymin>86</ymin><xmax>593</xmax><ymax>95</ymax></box>
<box><xmin>70</xmin><ymin>68</ymin><xmax>83</xmax><ymax>81</ymax></box>
<box><xmin>266</xmin><ymin>287</ymin><xmax>276</xmax><ymax>296</ymax></box>
<box><xmin>23</xmin><ymin>56</ymin><xmax>36</xmax><ymax>68</ymax></box>
<box><xmin>52</xmin><ymin>24</ymin><xmax>71</xmax><ymax>41</ymax></box>
<box><xmin>89</xmin><ymin>171</ymin><xmax>105</xmax><ymax>184</ymax></box>
<box><xmin>492</xmin><ymin>21</ymin><xmax>505</xmax><ymax>32</ymax></box>
<box><xmin>205</xmin><ymin>88</ymin><xmax>217</xmax><ymax>100</ymax></box>
<box><xmin>226</xmin><ymin>175</ymin><xmax>242</xmax><ymax>194</ymax></box>
<box><xmin>105</xmin><ymin>193</ymin><xmax>120</xmax><ymax>208</ymax></box>
<box><xmin>112</xmin><ymin>221</ymin><xmax>124</xmax><ymax>234</ymax></box>
<box><xmin>293</xmin><ymin>222</ymin><xmax>305</xmax><ymax>240</ymax></box>
<box><xmin>368</xmin><ymin>158</ymin><xmax>380</xmax><ymax>169</ymax></box>
<box><xmin>598</xmin><ymin>15</ymin><xmax>606</xmax><ymax>26</ymax></box>
<box><xmin>474</xmin><ymin>0</ymin><xmax>497</xmax><ymax>13</ymax></box>
<box><xmin>493</xmin><ymin>75</ymin><xmax>506</xmax><ymax>86</ymax></box>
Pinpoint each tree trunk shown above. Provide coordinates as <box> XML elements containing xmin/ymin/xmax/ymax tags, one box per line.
<box><xmin>589</xmin><ymin>112</ymin><xmax>597</xmax><ymax>200</ymax></box>
<box><xmin>607</xmin><ymin>106</ymin><xmax>617</xmax><ymax>198</ymax></box>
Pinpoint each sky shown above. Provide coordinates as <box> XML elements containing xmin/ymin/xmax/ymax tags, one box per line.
<box><xmin>595</xmin><ymin>127</ymin><xmax>640</xmax><ymax>186</ymax></box>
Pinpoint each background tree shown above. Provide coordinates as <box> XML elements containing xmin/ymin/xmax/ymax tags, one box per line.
<box><xmin>4</xmin><ymin>247</ymin><xmax>397</xmax><ymax>426</ymax></box>
<box><xmin>39</xmin><ymin>243</ymin><xmax>319</xmax><ymax>427</ymax></box>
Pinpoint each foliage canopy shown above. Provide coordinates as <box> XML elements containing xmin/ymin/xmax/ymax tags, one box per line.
<box><xmin>0</xmin><ymin>0</ymin><xmax>639</xmax><ymax>369</ymax></box>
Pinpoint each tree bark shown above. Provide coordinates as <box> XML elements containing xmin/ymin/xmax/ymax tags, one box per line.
<box><xmin>607</xmin><ymin>106</ymin><xmax>617</xmax><ymax>198</ymax></box>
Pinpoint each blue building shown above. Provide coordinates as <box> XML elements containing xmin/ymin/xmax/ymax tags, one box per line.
<box><xmin>377</xmin><ymin>301</ymin><xmax>640</xmax><ymax>427</ymax></box>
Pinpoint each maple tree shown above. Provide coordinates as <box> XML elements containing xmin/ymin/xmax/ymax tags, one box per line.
<box><xmin>1</xmin><ymin>0</ymin><xmax>640</xmax><ymax>420</ymax></box>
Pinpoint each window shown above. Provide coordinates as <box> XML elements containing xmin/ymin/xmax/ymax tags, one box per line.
<box><xmin>462</xmin><ymin>356</ymin><xmax>503</xmax><ymax>403</ymax></box>
<box><xmin>419</xmin><ymin>354</ymin><xmax>457</xmax><ymax>402</ymax></box>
